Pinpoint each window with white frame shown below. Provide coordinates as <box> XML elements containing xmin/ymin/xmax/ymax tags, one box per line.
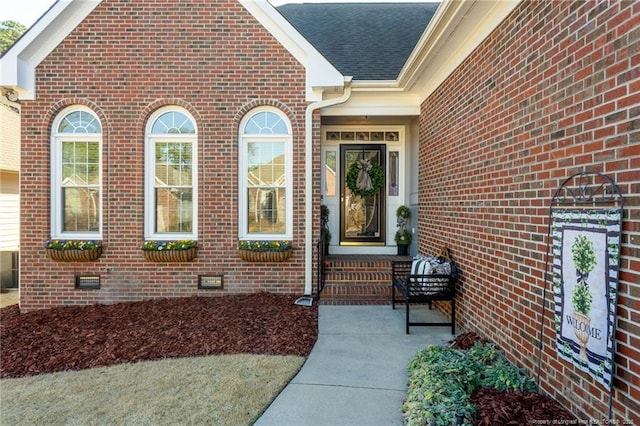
<box><xmin>239</xmin><ymin>107</ymin><xmax>292</xmax><ymax>239</ymax></box>
<box><xmin>51</xmin><ymin>106</ymin><xmax>102</xmax><ymax>239</ymax></box>
<box><xmin>145</xmin><ymin>107</ymin><xmax>197</xmax><ymax>240</ymax></box>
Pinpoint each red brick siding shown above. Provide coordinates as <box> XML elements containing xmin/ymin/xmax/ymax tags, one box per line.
<box><xmin>419</xmin><ymin>0</ymin><xmax>639</xmax><ymax>422</ymax></box>
<box><xmin>20</xmin><ymin>0</ymin><xmax>315</xmax><ymax>310</ymax></box>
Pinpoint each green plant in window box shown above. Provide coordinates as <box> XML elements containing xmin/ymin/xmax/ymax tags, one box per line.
<box><xmin>238</xmin><ymin>240</ymin><xmax>293</xmax><ymax>262</ymax></box>
<box><xmin>141</xmin><ymin>240</ymin><xmax>198</xmax><ymax>262</ymax></box>
<box><xmin>44</xmin><ymin>239</ymin><xmax>102</xmax><ymax>262</ymax></box>
<box><xmin>141</xmin><ymin>240</ymin><xmax>198</xmax><ymax>251</ymax></box>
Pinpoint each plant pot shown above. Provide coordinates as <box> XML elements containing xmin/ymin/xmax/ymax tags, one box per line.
<box><xmin>238</xmin><ymin>249</ymin><xmax>292</xmax><ymax>262</ymax></box>
<box><xmin>46</xmin><ymin>247</ymin><xmax>102</xmax><ymax>262</ymax></box>
<box><xmin>397</xmin><ymin>244</ymin><xmax>409</xmax><ymax>256</ymax></box>
<box><xmin>143</xmin><ymin>248</ymin><xmax>197</xmax><ymax>262</ymax></box>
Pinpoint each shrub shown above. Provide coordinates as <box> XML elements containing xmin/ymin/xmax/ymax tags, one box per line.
<box><xmin>404</xmin><ymin>342</ymin><xmax>535</xmax><ymax>425</ymax></box>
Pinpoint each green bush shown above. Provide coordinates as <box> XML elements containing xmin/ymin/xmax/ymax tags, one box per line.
<box><xmin>404</xmin><ymin>342</ymin><xmax>535</xmax><ymax>426</ymax></box>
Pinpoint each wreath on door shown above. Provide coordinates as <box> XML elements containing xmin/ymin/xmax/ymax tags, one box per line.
<box><xmin>346</xmin><ymin>158</ymin><xmax>384</xmax><ymax>197</ymax></box>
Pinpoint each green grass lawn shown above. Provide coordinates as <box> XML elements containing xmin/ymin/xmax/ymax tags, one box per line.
<box><xmin>1</xmin><ymin>354</ymin><xmax>304</xmax><ymax>425</ymax></box>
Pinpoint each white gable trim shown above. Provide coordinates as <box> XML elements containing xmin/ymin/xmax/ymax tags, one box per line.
<box><xmin>1</xmin><ymin>0</ymin><xmax>344</xmax><ymax>102</ymax></box>
<box><xmin>0</xmin><ymin>0</ymin><xmax>102</xmax><ymax>100</ymax></box>
<box><xmin>238</xmin><ymin>0</ymin><xmax>345</xmax><ymax>101</ymax></box>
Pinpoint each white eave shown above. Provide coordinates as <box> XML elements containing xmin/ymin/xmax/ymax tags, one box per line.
<box><xmin>324</xmin><ymin>0</ymin><xmax>521</xmax><ymax>116</ymax></box>
<box><xmin>1</xmin><ymin>0</ymin><xmax>520</xmax><ymax>109</ymax></box>
<box><xmin>0</xmin><ymin>0</ymin><xmax>102</xmax><ymax>100</ymax></box>
<box><xmin>239</xmin><ymin>0</ymin><xmax>345</xmax><ymax>101</ymax></box>
<box><xmin>398</xmin><ymin>0</ymin><xmax>522</xmax><ymax>103</ymax></box>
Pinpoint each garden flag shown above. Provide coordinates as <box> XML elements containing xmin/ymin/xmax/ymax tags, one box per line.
<box><xmin>551</xmin><ymin>208</ymin><xmax>621</xmax><ymax>389</ymax></box>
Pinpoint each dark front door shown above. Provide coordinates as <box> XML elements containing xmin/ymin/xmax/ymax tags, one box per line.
<box><xmin>340</xmin><ymin>145</ymin><xmax>385</xmax><ymax>245</ymax></box>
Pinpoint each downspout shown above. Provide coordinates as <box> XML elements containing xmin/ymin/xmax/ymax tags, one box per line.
<box><xmin>304</xmin><ymin>77</ymin><xmax>352</xmax><ymax>296</ymax></box>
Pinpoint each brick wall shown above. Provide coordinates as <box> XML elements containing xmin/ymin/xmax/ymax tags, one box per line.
<box><xmin>20</xmin><ymin>0</ymin><xmax>314</xmax><ymax>311</ymax></box>
<box><xmin>418</xmin><ymin>0</ymin><xmax>639</xmax><ymax>422</ymax></box>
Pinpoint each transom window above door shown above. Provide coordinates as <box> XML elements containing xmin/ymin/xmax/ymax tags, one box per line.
<box><xmin>326</xmin><ymin>131</ymin><xmax>399</xmax><ymax>142</ymax></box>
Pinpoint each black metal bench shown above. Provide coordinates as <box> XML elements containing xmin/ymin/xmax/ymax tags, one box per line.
<box><xmin>391</xmin><ymin>250</ymin><xmax>458</xmax><ymax>334</ymax></box>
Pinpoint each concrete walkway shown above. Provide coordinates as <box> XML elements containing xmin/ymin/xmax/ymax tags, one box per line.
<box><xmin>256</xmin><ymin>304</ymin><xmax>456</xmax><ymax>426</ymax></box>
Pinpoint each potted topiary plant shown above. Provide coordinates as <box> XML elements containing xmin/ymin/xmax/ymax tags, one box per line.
<box><xmin>395</xmin><ymin>205</ymin><xmax>412</xmax><ymax>256</ymax></box>
<box><xmin>321</xmin><ymin>228</ymin><xmax>331</xmax><ymax>255</ymax></box>
<box><xmin>320</xmin><ymin>205</ymin><xmax>330</xmax><ymax>227</ymax></box>
<box><xmin>320</xmin><ymin>205</ymin><xmax>331</xmax><ymax>255</ymax></box>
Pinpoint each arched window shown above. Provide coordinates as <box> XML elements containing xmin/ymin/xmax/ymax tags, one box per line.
<box><xmin>145</xmin><ymin>107</ymin><xmax>197</xmax><ymax>240</ymax></box>
<box><xmin>51</xmin><ymin>106</ymin><xmax>102</xmax><ymax>238</ymax></box>
<box><xmin>238</xmin><ymin>107</ymin><xmax>292</xmax><ymax>239</ymax></box>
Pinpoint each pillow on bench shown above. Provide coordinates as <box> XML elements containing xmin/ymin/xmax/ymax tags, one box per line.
<box><xmin>411</xmin><ymin>255</ymin><xmax>452</xmax><ymax>287</ymax></box>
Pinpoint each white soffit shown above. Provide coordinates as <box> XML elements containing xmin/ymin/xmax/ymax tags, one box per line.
<box><xmin>0</xmin><ymin>0</ymin><xmax>102</xmax><ymax>100</ymax></box>
<box><xmin>322</xmin><ymin>91</ymin><xmax>421</xmax><ymax>116</ymax></box>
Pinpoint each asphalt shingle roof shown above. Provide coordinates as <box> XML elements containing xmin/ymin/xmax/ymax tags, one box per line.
<box><xmin>276</xmin><ymin>2</ymin><xmax>440</xmax><ymax>81</ymax></box>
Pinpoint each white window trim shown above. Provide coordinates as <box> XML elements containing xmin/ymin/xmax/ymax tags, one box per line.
<box><xmin>50</xmin><ymin>106</ymin><xmax>103</xmax><ymax>240</ymax></box>
<box><xmin>144</xmin><ymin>106</ymin><xmax>198</xmax><ymax>241</ymax></box>
<box><xmin>238</xmin><ymin>106</ymin><xmax>293</xmax><ymax>241</ymax></box>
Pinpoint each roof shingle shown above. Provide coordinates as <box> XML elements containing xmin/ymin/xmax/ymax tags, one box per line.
<box><xmin>277</xmin><ymin>3</ymin><xmax>440</xmax><ymax>81</ymax></box>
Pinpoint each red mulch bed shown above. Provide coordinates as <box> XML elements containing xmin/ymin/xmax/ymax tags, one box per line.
<box><xmin>450</xmin><ymin>332</ymin><xmax>577</xmax><ymax>425</ymax></box>
<box><xmin>1</xmin><ymin>300</ymin><xmax>578</xmax><ymax>424</ymax></box>
<box><xmin>449</xmin><ymin>330</ymin><xmax>490</xmax><ymax>350</ymax></box>
<box><xmin>0</xmin><ymin>293</ymin><xmax>317</xmax><ymax>379</ymax></box>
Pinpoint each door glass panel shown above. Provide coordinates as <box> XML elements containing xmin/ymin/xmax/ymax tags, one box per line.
<box><xmin>340</xmin><ymin>145</ymin><xmax>385</xmax><ymax>244</ymax></box>
<box><xmin>389</xmin><ymin>151</ymin><xmax>399</xmax><ymax>196</ymax></box>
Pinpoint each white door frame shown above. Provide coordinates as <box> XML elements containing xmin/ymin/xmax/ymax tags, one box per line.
<box><xmin>321</xmin><ymin>126</ymin><xmax>405</xmax><ymax>255</ymax></box>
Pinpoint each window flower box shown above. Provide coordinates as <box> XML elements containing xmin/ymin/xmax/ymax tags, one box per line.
<box><xmin>141</xmin><ymin>240</ymin><xmax>198</xmax><ymax>262</ymax></box>
<box><xmin>44</xmin><ymin>240</ymin><xmax>103</xmax><ymax>262</ymax></box>
<box><xmin>238</xmin><ymin>240</ymin><xmax>292</xmax><ymax>262</ymax></box>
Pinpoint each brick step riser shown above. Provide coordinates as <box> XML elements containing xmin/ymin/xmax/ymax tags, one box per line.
<box><xmin>326</xmin><ymin>264</ymin><xmax>392</xmax><ymax>271</ymax></box>
<box><xmin>319</xmin><ymin>283</ymin><xmax>391</xmax><ymax>302</ymax></box>
<box><xmin>325</xmin><ymin>270</ymin><xmax>391</xmax><ymax>282</ymax></box>
<box><xmin>319</xmin><ymin>258</ymin><xmax>397</xmax><ymax>304</ymax></box>
<box><xmin>324</xmin><ymin>276</ymin><xmax>389</xmax><ymax>285</ymax></box>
